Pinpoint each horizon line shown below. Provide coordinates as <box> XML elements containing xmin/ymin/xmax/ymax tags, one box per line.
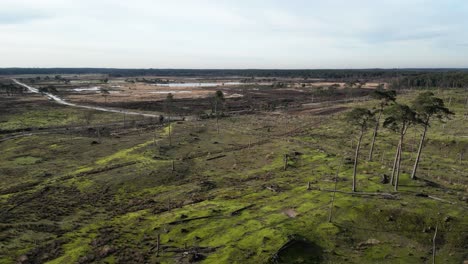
<box><xmin>2</xmin><ymin>67</ymin><xmax>468</xmax><ymax>71</ymax></box>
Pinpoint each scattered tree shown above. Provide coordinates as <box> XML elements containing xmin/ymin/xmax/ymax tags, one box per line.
<box><xmin>368</xmin><ymin>90</ymin><xmax>396</xmax><ymax>161</ymax></box>
<box><xmin>345</xmin><ymin>108</ymin><xmax>376</xmax><ymax>192</ymax></box>
<box><xmin>39</xmin><ymin>86</ymin><xmax>58</xmax><ymax>94</ymax></box>
<box><xmin>164</xmin><ymin>93</ymin><xmax>174</xmax><ymax>145</ymax></box>
<box><xmin>82</xmin><ymin>111</ymin><xmax>94</xmax><ymax>126</ymax></box>
<box><xmin>383</xmin><ymin>104</ymin><xmax>419</xmax><ymax>191</ymax></box>
<box><xmin>212</xmin><ymin>90</ymin><xmax>225</xmax><ymax>134</ymax></box>
<box><xmin>0</xmin><ymin>83</ymin><xmax>25</xmax><ymax>96</ymax></box>
<box><xmin>410</xmin><ymin>92</ymin><xmax>453</xmax><ymax>179</ymax></box>
<box><xmin>101</xmin><ymin>88</ymin><xmax>110</xmax><ymax>103</ymax></box>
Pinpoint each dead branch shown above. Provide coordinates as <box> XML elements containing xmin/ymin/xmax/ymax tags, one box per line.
<box><xmin>230</xmin><ymin>204</ymin><xmax>255</xmax><ymax>216</ymax></box>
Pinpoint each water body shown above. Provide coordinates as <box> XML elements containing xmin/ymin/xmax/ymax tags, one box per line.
<box><xmin>149</xmin><ymin>91</ymin><xmax>192</xmax><ymax>94</ymax></box>
<box><xmin>226</xmin><ymin>93</ymin><xmax>244</xmax><ymax>98</ymax></box>
<box><xmin>152</xmin><ymin>82</ymin><xmax>242</xmax><ymax>87</ymax></box>
<box><xmin>73</xmin><ymin>87</ymin><xmax>101</xmax><ymax>92</ymax></box>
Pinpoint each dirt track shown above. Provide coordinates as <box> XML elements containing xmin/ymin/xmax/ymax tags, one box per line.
<box><xmin>12</xmin><ymin>79</ymin><xmax>164</xmax><ymax>118</ymax></box>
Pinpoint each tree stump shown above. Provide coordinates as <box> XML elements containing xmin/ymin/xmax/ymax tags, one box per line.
<box><xmin>380</xmin><ymin>174</ymin><xmax>389</xmax><ymax>184</ymax></box>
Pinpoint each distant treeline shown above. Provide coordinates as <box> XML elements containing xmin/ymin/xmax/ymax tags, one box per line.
<box><xmin>390</xmin><ymin>72</ymin><xmax>468</xmax><ymax>89</ymax></box>
<box><xmin>2</xmin><ymin>68</ymin><xmax>468</xmax><ymax>88</ymax></box>
<box><xmin>1</xmin><ymin>67</ymin><xmax>468</xmax><ymax>78</ymax></box>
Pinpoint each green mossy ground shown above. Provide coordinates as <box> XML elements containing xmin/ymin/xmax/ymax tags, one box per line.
<box><xmin>0</xmin><ymin>89</ymin><xmax>467</xmax><ymax>263</ymax></box>
<box><xmin>0</xmin><ymin>95</ymin><xmax>143</xmax><ymax>131</ymax></box>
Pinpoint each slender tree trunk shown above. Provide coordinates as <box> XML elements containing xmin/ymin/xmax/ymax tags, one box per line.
<box><xmin>394</xmin><ymin>143</ymin><xmax>402</xmax><ymax>191</ymax></box>
<box><xmin>283</xmin><ymin>154</ymin><xmax>288</xmax><ymax>171</ymax></box>
<box><xmin>156</xmin><ymin>234</ymin><xmax>160</xmax><ymax>257</ymax></box>
<box><xmin>368</xmin><ymin>110</ymin><xmax>382</xmax><ymax>161</ymax></box>
<box><xmin>411</xmin><ymin>123</ymin><xmax>428</xmax><ymax>180</ymax></box>
<box><xmin>214</xmin><ymin>100</ymin><xmax>219</xmax><ymax>134</ymax></box>
<box><xmin>394</xmin><ymin>132</ymin><xmax>405</xmax><ymax>192</ymax></box>
<box><xmin>352</xmin><ymin>129</ymin><xmax>364</xmax><ymax>192</ymax></box>
<box><xmin>432</xmin><ymin>224</ymin><xmax>438</xmax><ymax>264</ymax></box>
<box><xmin>390</xmin><ymin>139</ymin><xmax>402</xmax><ymax>185</ymax></box>
<box><xmin>168</xmin><ymin>123</ymin><xmax>172</xmax><ymax>146</ymax></box>
<box><xmin>328</xmin><ymin>159</ymin><xmax>343</xmax><ymax>222</ymax></box>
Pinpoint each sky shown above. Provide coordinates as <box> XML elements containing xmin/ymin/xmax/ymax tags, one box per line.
<box><xmin>1</xmin><ymin>0</ymin><xmax>468</xmax><ymax>69</ymax></box>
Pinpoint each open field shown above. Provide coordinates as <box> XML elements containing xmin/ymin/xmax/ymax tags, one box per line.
<box><xmin>0</xmin><ymin>75</ymin><xmax>467</xmax><ymax>264</ymax></box>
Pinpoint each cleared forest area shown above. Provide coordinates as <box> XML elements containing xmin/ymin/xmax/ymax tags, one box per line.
<box><xmin>0</xmin><ymin>72</ymin><xmax>467</xmax><ymax>264</ymax></box>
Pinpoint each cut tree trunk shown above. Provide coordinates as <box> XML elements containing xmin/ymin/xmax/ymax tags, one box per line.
<box><xmin>411</xmin><ymin>124</ymin><xmax>428</xmax><ymax>180</ymax></box>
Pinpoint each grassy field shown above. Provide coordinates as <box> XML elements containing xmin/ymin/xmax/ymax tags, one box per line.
<box><xmin>0</xmin><ymin>95</ymin><xmax>146</xmax><ymax>132</ymax></box>
<box><xmin>0</xmin><ymin>88</ymin><xmax>467</xmax><ymax>263</ymax></box>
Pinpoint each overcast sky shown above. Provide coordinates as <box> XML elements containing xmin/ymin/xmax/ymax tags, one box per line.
<box><xmin>1</xmin><ymin>0</ymin><xmax>468</xmax><ymax>69</ymax></box>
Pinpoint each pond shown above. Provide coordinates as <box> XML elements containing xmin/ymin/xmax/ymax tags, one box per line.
<box><xmin>149</xmin><ymin>91</ymin><xmax>192</xmax><ymax>94</ymax></box>
<box><xmin>73</xmin><ymin>86</ymin><xmax>101</xmax><ymax>92</ymax></box>
<box><xmin>152</xmin><ymin>82</ymin><xmax>242</xmax><ymax>87</ymax></box>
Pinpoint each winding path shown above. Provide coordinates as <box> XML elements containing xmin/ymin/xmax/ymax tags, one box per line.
<box><xmin>12</xmin><ymin>79</ymin><xmax>161</xmax><ymax>118</ymax></box>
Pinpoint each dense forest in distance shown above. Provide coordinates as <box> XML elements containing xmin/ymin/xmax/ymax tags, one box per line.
<box><xmin>0</xmin><ymin>67</ymin><xmax>467</xmax><ymax>77</ymax></box>
<box><xmin>2</xmin><ymin>68</ymin><xmax>468</xmax><ymax>89</ymax></box>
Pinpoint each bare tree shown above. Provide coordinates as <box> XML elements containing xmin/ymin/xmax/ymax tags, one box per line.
<box><xmin>164</xmin><ymin>93</ymin><xmax>174</xmax><ymax>145</ymax></box>
<box><xmin>328</xmin><ymin>158</ymin><xmax>344</xmax><ymax>222</ymax></box>
<box><xmin>212</xmin><ymin>90</ymin><xmax>225</xmax><ymax>134</ymax></box>
<box><xmin>83</xmin><ymin>111</ymin><xmax>94</xmax><ymax>126</ymax></box>
<box><xmin>101</xmin><ymin>88</ymin><xmax>110</xmax><ymax>103</ymax></box>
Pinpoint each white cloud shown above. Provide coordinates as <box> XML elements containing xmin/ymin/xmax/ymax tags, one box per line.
<box><xmin>0</xmin><ymin>0</ymin><xmax>467</xmax><ymax>68</ymax></box>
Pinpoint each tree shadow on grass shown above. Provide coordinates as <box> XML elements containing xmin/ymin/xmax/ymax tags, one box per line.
<box><xmin>269</xmin><ymin>235</ymin><xmax>323</xmax><ymax>264</ymax></box>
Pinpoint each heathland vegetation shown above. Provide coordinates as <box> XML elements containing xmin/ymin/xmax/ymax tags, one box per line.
<box><xmin>0</xmin><ymin>70</ymin><xmax>467</xmax><ymax>263</ymax></box>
